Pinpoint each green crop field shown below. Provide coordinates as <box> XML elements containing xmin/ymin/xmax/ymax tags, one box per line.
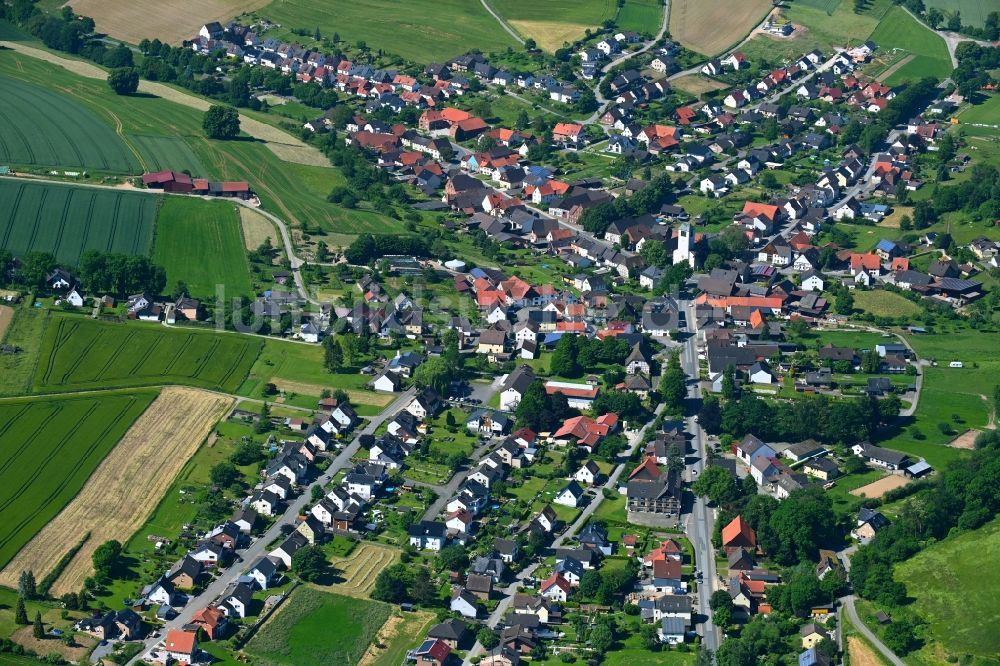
<box><xmin>869</xmin><ymin>6</ymin><xmax>953</xmax><ymax>84</ymax></box>
<box><xmin>0</xmin><ymin>179</ymin><xmax>158</xmax><ymax>264</ymax></box>
<box><xmin>34</xmin><ymin>315</ymin><xmax>262</xmax><ymax>393</ymax></box>
<box><xmin>0</xmin><ymin>74</ymin><xmax>141</xmax><ymax>173</ymax></box>
<box><xmin>0</xmin><ymin>390</ymin><xmax>157</xmax><ymax>568</ymax></box>
<box><xmin>246</xmin><ymin>587</ymin><xmax>390</xmax><ymax>666</ymax></box>
<box><xmin>127</xmin><ymin>134</ymin><xmax>207</xmax><ymax>174</ymax></box>
<box><xmin>152</xmin><ymin>197</ymin><xmax>253</xmax><ymax>299</ymax></box>
<box><xmin>852</xmin><ymin>290</ymin><xmax>922</xmax><ymax>317</ymax></box>
<box><xmin>256</xmin><ymin>0</ymin><xmax>518</xmax><ymax>63</ymax></box>
<box><xmin>616</xmin><ymin>0</ymin><xmax>664</xmax><ymax>34</ymax></box>
<box><xmin>896</xmin><ymin>516</ymin><xmax>1000</xmax><ymax>659</ymax></box>
<box><xmin>925</xmin><ymin>0</ymin><xmax>994</xmax><ymax>28</ymax></box>
<box><xmin>0</xmin><ymin>51</ymin><xmax>412</xmax><ymax>240</ymax></box>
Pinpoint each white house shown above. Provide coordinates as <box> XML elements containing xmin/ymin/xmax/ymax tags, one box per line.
<box><xmin>574</xmin><ymin>460</ymin><xmax>601</xmax><ymax>485</ymax></box>
<box><xmin>554</xmin><ymin>481</ymin><xmax>585</xmax><ymax>507</ymax></box>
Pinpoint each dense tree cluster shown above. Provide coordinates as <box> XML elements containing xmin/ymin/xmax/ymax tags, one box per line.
<box><xmin>578</xmin><ymin>175</ymin><xmax>674</xmax><ymax>235</ymax></box>
<box><xmin>343</xmin><ymin>233</ymin><xmax>430</xmax><ymax>265</ymax></box>
<box><xmin>926</xmin><ymin>164</ymin><xmax>1000</xmax><ymax>223</ymax></box>
<box><xmin>77</xmin><ymin>250</ymin><xmax>167</xmax><ymax>296</ymax></box>
<box><xmin>549</xmin><ymin>334</ymin><xmax>631</xmax><ymax>378</ymax></box>
<box><xmin>515</xmin><ymin>380</ymin><xmax>576</xmax><ymax>432</ymax></box>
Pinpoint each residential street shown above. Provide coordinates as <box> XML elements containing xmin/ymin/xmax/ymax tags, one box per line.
<box><xmin>680</xmin><ymin>297</ymin><xmax>721</xmax><ymax>653</ymax></box>
<box><xmin>128</xmin><ymin>387</ymin><xmax>418</xmax><ymax>664</ymax></box>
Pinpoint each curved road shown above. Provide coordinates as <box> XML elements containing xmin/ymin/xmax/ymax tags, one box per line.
<box><xmin>837</xmin><ymin>548</ymin><xmax>907</xmax><ymax>666</ymax></box>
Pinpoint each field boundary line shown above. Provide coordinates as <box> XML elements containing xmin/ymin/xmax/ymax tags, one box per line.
<box><xmin>23</xmin><ymin>186</ymin><xmax>48</xmax><ymax>257</ymax></box>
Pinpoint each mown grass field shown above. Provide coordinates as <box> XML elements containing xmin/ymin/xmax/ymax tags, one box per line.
<box><xmin>246</xmin><ymin>587</ymin><xmax>390</xmax><ymax>666</ymax></box>
<box><xmin>0</xmin><ymin>50</ymin><xmax>410</xmax><ymax>240</ymax></box>
<box><xmin>957</xmin><ymin>92</ymin><xmax>1000</xmax><ymax>124</ymax></box>
<box><xmin>0</xmin><ymin>179</ymin><xmax>158</xmax><ymax>264</ymax></box>
<box><xmin>152</xmin><ymin>196</ymin><xmax>253</xmax><ymax>299</ymax></box>
<box><xmin>0</xmin><ymin>74</ymin><xmax>141</xmax><ymax>173</ymax></box>
<box><xmin>256</xmin><ymin>0</ymin><xmax>518</xmax><ymax>63</ymax></box>
<box><xmin>896</xmin><ymin>516</ymin><xmax>1000</xmax><ymax>660</ymax></box>
<box><xmin>0</xmin><ymin>390</ymin><xmax>157</xmax><ymax>569</ymax></box>
<box><xmin>852</xmin><ymin>290</ymin><xmax>922</xmax><ymax>318</ymax></box>
<box><xmin>616</xmin><ymin>0</ymin><xmax>664</xmax><ymax>34</ymax></box>
<box><xmin>669</xmin><ymin>0</ymin><xmax>773</xmax><ymax>56</ymax></box>
<box><xmin>868</xmin><ymin>5</ymin><xmax>953</xmax><ymax>84</ymax></box>
<box><xmin>34</xmin><ymin>315</ymin><xmax>262</xmax><ymax>393</ymax></box>
<box><xmin>924</xmin><ymin>0</ymin><xmax>994</xmax><ymax>28</ymax></box>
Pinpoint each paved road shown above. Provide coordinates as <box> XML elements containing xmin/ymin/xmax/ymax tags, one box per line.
<box><xmin>131</xmin><ymin>387</ymin><xmax>417</xmax><ymax>664</ymax></box>
<box><xmin>836</xmin><ymin>547</ymin><xmax>906</xmax><ymax>666</ymax></box>
<box><xmin>679</xmin><ymin>298</ymin><xmax>721</xmax><ymax>653</ymax></box>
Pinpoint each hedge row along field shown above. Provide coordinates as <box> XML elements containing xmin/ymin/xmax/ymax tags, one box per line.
<box><xmin>0</xmin><ymin>390</ymin><xmax>157</xmax><ymax>569</ymax></box>
<box><xmin>34</xmin><ymin>315</ymin><xmax>263</xmax><ymax>393</ymax></box>
<box><xmin>0</xmin><ymin>179</ymin><xmax>158</xmax><ymax>265</ymax></box>
<box><xmin>0</xmin><ymin>74</ymin><xmax>142</xmax><ymax>173</ymax></box>
<box><xmin>152</xmin><ymin>196</ymin><xmax>254</xmax><ymax>299</ymax></box>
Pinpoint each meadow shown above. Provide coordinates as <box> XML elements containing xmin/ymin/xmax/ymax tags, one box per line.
<box><xmin>868</xmin><ymin>5</ymin><xmax>953</xmax><ymax>85</ymax></box>
<box><xmin>256</xmin><ymin>0</ymin><xmax>518</xmax><ymax>63</ymax></box>
<box><xmin>616</xmin><ymin>0</ymin><xmax>664</xmax><ymax>34</ymax></box>
<box><xmin>34</xmin><ymin>315</ymin><xmax>262</xmax><ymax>393</ymax></box>
<box><xmin>0</xmin><ymin>179</ymin><xmax>158</xmax><ymax>264</ymax></box>
<box><xmin>246</xmin><ymin>587</ymin><xmax>390</xmax><ymax>666</ymax></box>
<box><xmin>0</xmin><ymin>74</ymin><xmax>140</xmax><ymax>173</ymax></box>
<box><xmin>494</xmin><ymin>0</ymin><xmax>617</xmax><ymax>51</ymax></box>
<box><xmin>896</xmin><ymin>516</ymin><xmax>1000</xmax><ymax>660</ymax></box>
<box><xmin>851</xmin><ymin>290</ymin><xmax>922</xmax><ymax>318</ymax></box>
<box><xmin>0</xmin><ymin>390</ymin><xmax>157</xmax><ymax>569</ymax></box>
<box><xmin>152</xmin><ymin>196</ymin><xmax>253</xmax><ymax>299</ymax></box>
<box><xmin>668</xmin><ymin>0</ymin><xmax>773</xmax><ymax>56</ymax></box>
<box><xmin>924</xmin><ymin>0</ymin><xmax>994</xmax><ymax>28</ymax></box>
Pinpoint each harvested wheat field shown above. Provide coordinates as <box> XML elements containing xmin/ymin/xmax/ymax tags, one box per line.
<box><xmin>0</xmin><ymin>40</ymin><xmax>326</xmax><ymax>167</ymax></box>
<box><xmin>239</xmin><ymin>207</ymin><xmax>279</xmax><ymax>251</ymax></box>
<box><xmin>669</xmin><ymin>0</ymin><xmax>772</xmax><ymax>55</ymax></box>
<box><xmin>851</xmin><ymin>474</ymin><xmax>910</xmax><ymax>499</ymax></box>
<box><xmin>359</xmin><ymin>608</ymin><xmax>435</xmax><ymax>666</ymax></box>
<box><xmin>508</xmin><ymin>20</ymin><xmax>589</xmax><ymax>52</ymax></box>
<box><xmin>848</xmin><ymin>636</ymin><xmax>887</xmax><ymax>666</ymax></box>
<box><xmin>329</xmin><ymin>542</ymin><xmax>399</xmax><ymax>598</ymax></box>
<box><xmin>0</xmin><ymin>388</ymin><xmax>233</xmax><ymax>595</ymax></box>
<box><xmin>68</xmin><ymin>0</ymin><xmax>270</xmax><ymax>46</ymax></box>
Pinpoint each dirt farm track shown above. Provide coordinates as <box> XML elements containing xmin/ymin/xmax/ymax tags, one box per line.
<box><xmin>0</xmin><ymin>387</ymin><xmax>233</xmax><ymax>595</ymax></box>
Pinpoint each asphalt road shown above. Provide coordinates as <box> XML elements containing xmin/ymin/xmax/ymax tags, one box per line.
<box><xmin>680</xmin><ymin>298</ymin><xmax>721</xmax><ymax>654</ymax></box>
<box><xmin>130</xmin><ymin>387</ymin><xmax>417</xmax><ymax>664</ymax></box>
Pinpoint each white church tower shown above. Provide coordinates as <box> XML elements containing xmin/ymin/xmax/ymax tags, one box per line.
<box><xmin>672</xmin><ymin>222</ymin><xmax>695</xmax><ymax>267</ymax></box>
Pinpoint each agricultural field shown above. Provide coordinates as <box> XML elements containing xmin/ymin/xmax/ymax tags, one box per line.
<box><xmin>256</xmin><ymin>0</ymin><xmax>518</xmax><ymax>63</ymax></box>
<box><xmin>67</xmin><ymin>0</ymin><xmax>270</xmax><ymax>45</ymax></box>
<box><xmin>668</xmin><ymin>0</ymin><xmax>773</xmax><ymax>56</ymax></box>
<box><xmin>0</xmin><ymin>388</ymin><xmax>233</xmax><ymax>595</ymax></box>
<box><xmin>126</xmin><ymin>134</ymin><xmax>207</xmax><ymax>174</ymax></box>
<box><xmin>34</xmin><ymin>315</ymin><xmax>262</xmax><ymax>393</ymax></box>
<box><xmin>0</xmin><ymin>305</ymin><xmax>47</xmax><ymax>398</ymax></box>
<box><xmin>896</xmin><ymin>516</ymin><xmax>1000</xmax><ymax>661</ymax></box>
<box><xmin>246</xmin><ymin>587</ymin><xmax>391</xmax><ymax>666</ymax></box>
<box><xmin>957</xmin><ymin>92</ymin><xmax>1000</xmax><ymax>125</ymax></box>
<box><xmin>0</xmin><ymin>74</ymin><xmax>141</xmax><ymax>173</ymax></box>
<box><xmin>0</xmin><ymin>179</ymin><xmax>158</xmax><ymax>265</ymax></box>
<box><xmin>669</xmin><ymin>74</ymin><xmax>729</xmax><ymax>96</ymax></box>
<box><xmin>924</xmin><ymin>0</ymin><xmax>994</xmax><ymax>28</ymax></box>
<box><xmin>0</xmin><ymin>48</ymin><xmax>410</xmax><ymax>240</ymax></box>
<box><xmin>868</xmin><ymin>5</ymin><xmax>953</xmax><ymax>84</ymax></box>
<box><xmin>616</xmin><ymin>0</ymin><xmax>664</xmax><ymax>34</ymax></box>
<box><xmin>152</xmin><ymin>196</ymin><xmax>253</xmax><ymax>299</ymax></box>
<box><xmin>494</xmin><ymin>0</ymin><xmax>617</xmax><ymax>51</ymax></box>
<box><xmin>239</xmin><ymin>206</ymin><xmax>278</xmax><ymax>251</ymax></box>
<box><xmin>0</xmin><ymin>390</ymin><xmax>157</xmax><ymax>571</ymax></box>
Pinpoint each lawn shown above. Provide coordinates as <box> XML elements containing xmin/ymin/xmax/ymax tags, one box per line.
<box><xmin>255</xmin><ymin>0</ymin><xmax>518</xmax><ymax>63</ymax></box>
<box><xmin>896</xmin><ymin>516</ymin><xmax>1000</xmax><ymax>659</ymax></box>
<box><xmin>246</xmin><ymin>586</ymin><xmax>390</xmax><ymax>665</ymax></box>
<box><xmin>852</xmin><ymin>290</ymin><xmax>922</xmax><ymax>318</ymax></box>
<box><xmin>0</xmin><ymin>73</ymin><xmax>141</xmax><ymax>173</ymax></box>
<box><xmin>0</xmin><ymin>390</ymin><xmax>157</xmax><ymax>569</ymax></box>
<box><xmin>957</xmin><ymin>92</ymin><xmax>1000</xmax><ymax>125</ymax></box>
<box><xmin>152</xmin><ymin>196</ymin><xmax>253</xmax><ymax>299</ymax></box>
<box><xmin>34</xmin><ymin>314</ymin><xmax>262</xmax><ymax>393</ymax></box>
<box><xmin>868</xmin><ymin>5</ymin><xmax>953</xmax><ymax>85</ymax></box>
<box><xmin>0</xmin><ymin>179</ymin><xmax>159</xmax><ymax>265</ymax></box>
